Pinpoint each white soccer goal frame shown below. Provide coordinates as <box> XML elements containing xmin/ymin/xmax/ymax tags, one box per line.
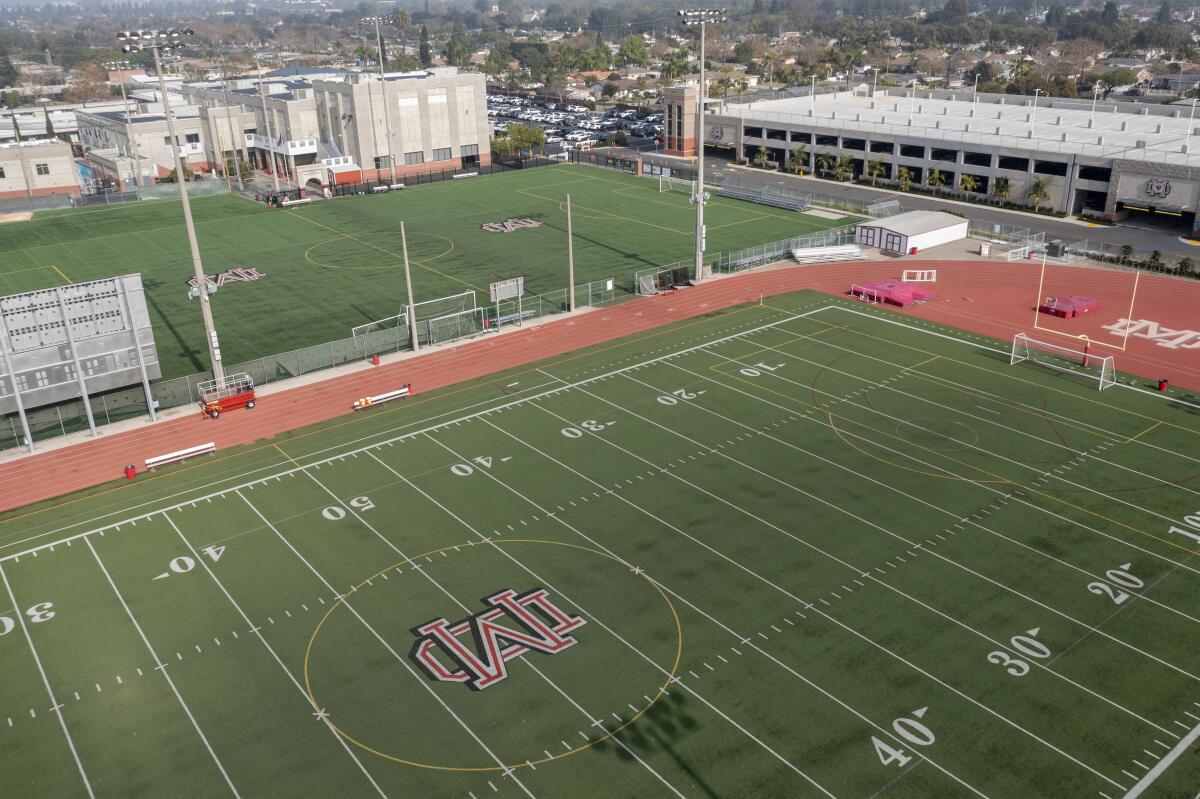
<box><xmin>1010</xmin><ymin>333</ymin><xmax>1116</xmax><ymax>390</ymax></box>
<box><xmin>658</xmin><ymin>175</ymin><xmax>695</xmax><ymax>195</ymax></box>
<box><xmin>851</xmin><ymin>284</ymin><xmax>881</xmax><ymax>303</ymax></box>
<box><xmin>901</xmin><ymin>269</ymin><xmax>937</xmax><ymax>283</ymax></box>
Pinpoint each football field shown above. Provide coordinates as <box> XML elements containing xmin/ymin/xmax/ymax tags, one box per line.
<box><xmin>1</xmin><ymin>290</ymin><xmax>1198</xmax><ymax>797</ymax></box>
<box><xmin>0</xmin><ymin>164</ymin><xmax>853</xmax><ymax>379</ymax></box>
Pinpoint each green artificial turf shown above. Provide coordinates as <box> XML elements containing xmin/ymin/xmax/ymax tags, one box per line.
<box><xmin>0</xmin><ymin>164</ymin><xmax>851</xmax><ymax>380</ymax></box>
<box><xmin>0</xmin><ymin>290</ymin><xmax>1198</xmax><ymax>797</ymax></box>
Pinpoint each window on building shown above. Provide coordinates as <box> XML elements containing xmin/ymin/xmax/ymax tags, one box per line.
<box><xmin>404</xmin><ymin>151</ymin><xmax>424</xmax><ymax>165</ymax></box>
<box><xmin>997</xmin><ymin>155</ymin><xmax>1029</xmax><ymax>171</ymax></box>
<box><xmin>930</xmin><ymin>148</ymin><xmax>957</xmax><ymax>162</ymax></box>
<box><xmin>765</xmin><ymin>128</ymin><xmax>787</xmax><ymax>141</ymax></box>
<box><xmin>0</xmin><ymin>166</ymin><xmax>5</xmax><ymax>179</ymax></box>
<box><xmin>789</xmin><ymin>131</ymin><xmax>811</xmax><ymax>144</ymax></box>
<box><xmin>185</xmin><ymin>133</ymin><xmax>200</xmax><ymax>145</ymax></box>
<box><xmin>743</xmin><ymin>126</ymin><xmax>764</xmax><ymax>139</ymax></box>
<box><xmin>899</xmin><ymin>144</ymin><xmax>925</xmax><ymax>159</ymax></box>
<box><xmin>815</xmin><ymin>134</ymin><xmax>838</xmax><ymax>147</ymax></box>
<box><xmin>963</xmin><ymin>151</ymin><xmax>990</xmax><ymax>167</ymax></box>
<box><xmin>842</xmin><ymin>138</ymin><xmax>865</xmax><ymax>151</ymax></box>
<box><xmin>869</xmin><ymin>141</ymin><xmax>894</xmax><ymax>154</ymax></box>
<box><xmin>461</xmin><ymin>144</ymin><xmax>479</xmax><ymax>156</ymax></box>
<box><xmin>1034</xmin><ymin>160</ymin><xmax>1068</xmax><ymax>177</ymax></box>
<box><xmin>35</xmin><ymin>163</ymin><xmax>49</xmax><ymax>176</ymax></box>
<box><xmin>432</xmin><ymin>147</ymin><xmax>452</xmax><ymax>161</ymax></box>
<box><xmin>164</xmin><ymin>136</ymin><xmax>172</xmax><ymax>145</ymax></box>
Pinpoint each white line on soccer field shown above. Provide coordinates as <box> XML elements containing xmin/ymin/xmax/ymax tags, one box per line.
<box><xmin>653</xmin><ymin>357</ymin><xmax>1200</xmax><ymax>685</ymax></box>
<box><xmin>521</xmin><ymin>376</ymin><xmax>1129</xmax><ymax>788</ymax></box>
<box><xmin>735</xmin><ymin>327</ymin><xmax>1188</xmax><ymax>531</ymax></box>
<box><xmin>537</xmin><ymin>375</ymin><xmax>1172</xmax><ymax>735</ymax></box>
<box><xmin>0</xmin><ymin>306</ymin><xmax>822</xmax><ymax>564</ymax></box>
<box><xmin>308</xmin><ymin>454</ymin><xmax>688</xmax><ymax>798</ymax></box>
<box><xmin>1122</xmin><ymin>720</ymin><xmax>1200</xmax><ymax>798</ymax></box>
<box><xmin>655</xmin><ymin>356</ymin><xmax>1200</xmax><ymax>631</ymax></box>
<box><xmin>161</xmin><ymin>515</ymin><xmax>388</xmax><ymax>798</ymax></box>
<box><xmin>757</xmin><ymin>319</ymin><xmax>1200</xmax><ymax>510</ymax></box>
<box><xmin>814</xmin><ymin>303</ymin><xmax>1200</xmax><ymax>456</ymax></box>
<box><xmin>465</xmin><ymin>417</ymin><xmax>989</xmax><ymax>797</ymax></box>
<box><xmin>0</xmin><ymin>561</ymin><xmax>95</xmax><ymax>797</ymax></box>
<box><xmin>237</xmin><ymin>489</ymin><xmax>539</xmax><ymax>798</ymax></box>
<box><xmin>85</xmin><ymin>537</ymin><xmax>241</xmax><ymax>797</ymax></box>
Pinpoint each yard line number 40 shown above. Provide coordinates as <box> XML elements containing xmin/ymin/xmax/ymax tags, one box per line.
<box><xmin>871</xmin><ymin>707</ymin><xmax>936</xmax><ymax>768</ymax></box>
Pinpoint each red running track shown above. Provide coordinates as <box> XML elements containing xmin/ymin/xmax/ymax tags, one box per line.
<box><xmin>0</xmin><ymin>259</ymin><xmax>1196</xmax><ymax>515</ymax></box>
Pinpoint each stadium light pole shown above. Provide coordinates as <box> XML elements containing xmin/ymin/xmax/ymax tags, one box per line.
<box><xmin>1090</xmin><ymin>82</ymin><xmax>1102</xmax><ymax>126</ymax></box>
<box><xmin>566</xmin><ymin>194</ymin><xmax>575</xmax><ymax>312</ymax></box>
<box><xmin>1186</xmin><ymin>98</ymin><xmax>1197</xmax><ymax>155</ymax></box>
<box><xmin>119</xmin><ymin>29</ymin><xmax>225</xmax><ymax>382</ymax></box>
<box><xmin>219</xmin><ymin>57</ymin><xmax>245</xmax><ymax>192</ymax></box>
<box><xmin>679</xmin><ymin>8</ymin><xmax>725</xmax><ymax>284</ymax></box>
<box><xmin>362</xmin><ymin>17</ymin><xmax>399</xmax><ymax>185</ymax></box>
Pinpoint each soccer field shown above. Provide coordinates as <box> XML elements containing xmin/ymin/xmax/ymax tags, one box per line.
<box><xmin>0</xmin><ymin>164</ymin><xmax>852</xmax><ymax>380</ymax></box>
<box><xmin>1</xmin><ymin>290</ymin><xmax>1198</xmax><ymax>798</ymax></box>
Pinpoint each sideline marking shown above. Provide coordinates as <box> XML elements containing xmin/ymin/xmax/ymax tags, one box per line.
<box><xmin>1121</xmin><ymin>720</ymin><xmax>1200</xmax><ymax>798</ymax></box>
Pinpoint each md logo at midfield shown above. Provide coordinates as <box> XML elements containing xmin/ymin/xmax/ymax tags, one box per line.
<box><xmin>480</xmin><ymin>218</ymin><xmax>542</xmax><ymax>233</ymax></box>
<box><xmin>410</xmin><ymin>588</ymin><xmax>586</xmax><ymax>691</ymax></box>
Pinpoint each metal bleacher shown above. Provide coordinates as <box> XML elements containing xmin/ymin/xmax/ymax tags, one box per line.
<box><xmin>719</xmin><ymin>177</ymin><xmax>811</xmax><ymax>211</ymax></box>
<box><xmin>791</xmin><ymin>244</ymin><xmax>866</xmax><ymax>264</ymax></box>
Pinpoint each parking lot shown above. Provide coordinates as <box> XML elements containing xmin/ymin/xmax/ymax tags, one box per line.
<box><xmin>488</xmin><ymin>94</ymin><xmax>662</xmax><ymax>152</ymax></box>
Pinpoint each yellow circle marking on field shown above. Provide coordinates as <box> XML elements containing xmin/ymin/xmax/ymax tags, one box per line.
<box><xmin>303</xmin><ymin>537</ymin><xmax>683</xmax><ymax>772</ymax></box>
<box><xmin>304</xmin><ymin>231</ymin><xmax>455</xmax><ymax>271</ymax></box>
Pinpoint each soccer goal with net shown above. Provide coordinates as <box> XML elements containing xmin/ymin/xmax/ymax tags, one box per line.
<box><xmin>850</xmin><ymin>284</ymin><xmax>882</xmax><ymax>303</ymax></box>
<box><xmin>659</xmin><ymin>175</ymin><xmax>695</xmax><ymax>195</ymax></box>
<box><xmin>1010</xmin><ymin>333</ymin><xmax>1117</xmax><ymax>390</ymax></box>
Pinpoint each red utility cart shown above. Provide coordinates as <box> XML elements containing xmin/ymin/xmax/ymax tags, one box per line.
<box><xmin>198</xmin><ymin>373</ymin><xmax>256</xmax><ymax>419</ymax></box>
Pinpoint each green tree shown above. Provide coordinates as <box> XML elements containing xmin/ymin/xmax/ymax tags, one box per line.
<box><xmin>927</xmin><ymin>168</ymin><xmax>946</xmax><ymax>189</ymax></box>
<box><xmin>492</xmin><ymin>122</ymin><xmax>546</xmax><ymax>154</ymax></box>
<box><xmin>897</xmin><ymin>166</ymin><xmax>913</xmax><ymax>191</ymax></box>
<box><xmin>1101</xmin><ymin>0</ymin><xmax>1120</xmax><ymax>24</ymax></box>
<box><xmin>1154</xmin><ymin>1</ymin><xmax>1172</xmax><ymax>24</ymax></box>
<box><xmin>391</xmin><ymin>8</ymin><xmax>412</xmax><ymax>65</ymax></box>
<box><xmin>1177</xmin><ymin>256</ymin><xmax>1194</xmax><ymax>275</ymax></box>
<box><xmin>418</xmin><ymin>24</ymin><xmax>433</xmax><ymax>67</ymax></box>
<box><xmin>754</xmin><ymin>145</ymin><xmax>771</xmax><ymax>167</ymax></box>
<box><xmin>2</xmin><ymin>90</ymin><xmax>19</xmax><ymax>108</ymax></box>
<box><xmin>733</xmin><ymin>41</ymin><xmax>754</xmax><ymax>66</ymax></box>
<box><xmin>601</xmin><ymin>82</ymin><xmax>619</xmax><ymax>99</ymax></box>
<box><xmin>787</xmin><ymin>146</ymin><xmax>808</xmax><ymax>175</ymax></box>
<box><xmin>867</xmin><ymin>158</ymin><xmax>888</xmax><ymax>185</ymax></box>
<box><xmin>833</xmin><ymin>155</ymin><xmax>854</xmax><ymax>181</ymax></box>
<box><xmin>1026</xmin><ymin>177</ymin><xmax>1052</xmax><ymax>210</ymax></box>
<box><xmin>959</xmin><ymin>173</ymin><xmax>979</xmax><ymax>193</ymax></box>
<box><xmin>617</xmin><ymin>35</ymin><xmax>649</xmax><ymax>67</ymax></box>
<box><xmin>660</xmin><ymin>49</ymin><xmax>689</xmax><ymax>81</ymax></box>
<box><xmin>816</xmin><ymin>153</ymin><xmax>834</xmax><ymax>175</ymax></box>
<box><xmin>0</xmin><ymin>44</ymin><xmax>16</xmax><ymax>88</ymax></box>
<box><xmin>991</xmin><ymin>176</ymin><xmax>1011</xmax><ymax>201</ymax></box>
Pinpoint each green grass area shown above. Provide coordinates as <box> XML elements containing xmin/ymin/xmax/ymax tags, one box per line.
<box><xmin>0</xmin><ymin>165</ymin><xmax>850</xmax><ymax>380</ymax></box>
<box><xmin>2</xmin><ymin>290</ymin><xmax>1199</xmax><ymax>798</ymax></box>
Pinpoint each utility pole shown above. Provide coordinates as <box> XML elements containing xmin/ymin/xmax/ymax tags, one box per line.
<box><xmin>119</xmin><ymin>29</ymin><xmax>225</xmax><ymax>382</ymax></box>
<box><xmin>254</xmin><ymin>56</ymin><xmax>281</xmax><ymax>194</ymax></box>
<box><xmin>363</xmin><ymin>16</ymin><xmax>399</xmax><ymax>185</ymax></box>
<box><xmin>679</xmin><ymin>8</ymin><xmax>725</xmax><ymax>284</ymax></box>
<box><xmin>566</xmin><ymin>194</ymin><xmax>575</xmax><ymax>311</ymax></box>
<box><xmin>118</xmin><ymin>82</ymin><xmax>145</xmax><ymax>190</ymax></box>
<box><xmin>401</xmin><ymin>222</ymin><xmax>419</xmax><ymax>352</ymax></box>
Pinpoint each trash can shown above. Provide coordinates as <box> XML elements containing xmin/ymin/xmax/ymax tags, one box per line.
<box><xmin>1158</xmin><ymin>378</ymin><xmax>1169</xmax><ymax>392</ymax></box>
<box><xmin>124</xmin><ymin>464</ymin><xmax>137</xmax><ymax>480</ymax></box>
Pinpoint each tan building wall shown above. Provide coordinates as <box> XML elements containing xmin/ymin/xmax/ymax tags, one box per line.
<box><xmin>0</xmin><ymin>139</ymin><xmax>80</xmax><ymax>200</ymax></box>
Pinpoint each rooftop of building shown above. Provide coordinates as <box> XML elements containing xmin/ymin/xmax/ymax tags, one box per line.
<box><xmin>715</xmin><ymin>90</ymin><xmax>1200</xmax><ymax>167</ymax></box>
<box><xmin>0</xmin><ymin>137</ymin><xmax>71</xmax><ymax>150</ymax></box>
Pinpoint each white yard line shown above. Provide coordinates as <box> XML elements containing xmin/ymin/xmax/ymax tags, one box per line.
<box><xmin>237</xmin><ymin>490</ymin><xmax>539</xmax><ymax>797</ymax></box>
<box><xmin>161</xmin><ymin>515</ymin><xmax>389</xmax><ymax>798</ymax></box>
<box><xmin>0</xmin><ymin>309</ymin><xmax>818</xmax><ymax>564</ymax></box>
<box><xmin>460</xmin><ymin>420</ymin><xmax>989</xmax><ymax>798</ymax></box>
<box><xmin>84</xmin><ymin>538</ymin><xmax>240</xmax><ymax>797</ymax></box>
<box><xmin>0</xmin><ymin>561</ymin><xmax>94</xmax><ymax>798</ymax></box>
<box><xmin>658</xmin><ymin>359</ymin><xmax>1200</xmax><ymax>632</ymax></box>
<box><xmin>1121</xmin><ymin>720</ymin><xmax>1200</xmax><ymax>798</ymax></box>
<box><xmin>298</xmin><ymin>460</ymin><xmax>687</xmax><ymax>799</ymax></box>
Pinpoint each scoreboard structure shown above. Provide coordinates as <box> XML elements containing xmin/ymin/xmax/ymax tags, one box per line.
<box><xmin>0</xmin><ymin>274</ymin><xmax>160</xmax><ymax>451</ymax></box>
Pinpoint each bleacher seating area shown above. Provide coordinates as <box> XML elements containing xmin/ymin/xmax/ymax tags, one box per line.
<box><xmin>791</xmin><ymin>244</ymin><xmax>866</xmax><ymax>264</ymax></box>
<box><xmin>719</xmin><ymin>178</ymin><xmax>811</xmax><ymax>211</ymax></box>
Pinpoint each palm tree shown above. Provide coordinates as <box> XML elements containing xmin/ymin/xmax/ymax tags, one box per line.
<box><xmin>959</xmin><ymin>173</ymin><xmax>980</xmax><ymax>194</ymax></box>
<box><xmin>787</xmin><ymin>146</ymin><xmax>808</xmax><ymax>176</ymax></box>
<box><xmin>391</xmin><ymin>8</ymin><xmax>412</xmax><ymax>63</ymax></box>
<box><xmin>927</xmin><ymin>168</ymin><xmax>946</xmax><ymax>189</ymax></box>
<box><xmin>1026</xmin><ymin>177</ymin><xmax>1052</xmax><ymax>211</ymax></box>
<box><xmin>763</xmin><ymin>51</ymin><xmax>781</xmax><ymax>91</ymax></box>
<box><xmin>833</xmin><ymin>155</ymin><xmax>854</xmax><ymax>181</ymax></box>
<box><xmin>896</xmin><ymin>166</ymin><xmax>913</xmax><ymax>192</ymax></box>
<box><xmin>753</xmin><ymin>146</ymin><xmax>770</xmax><ymax>168</ymax></box>
<box><xmin>816</xmin><ymin>154</ymin><xmax>834</xmax><ymax>176</ymax></box>
<box><xmin>991</xmin><ymin>176</ymin><xmax>1011</xmax><ymax>202</ymax></box>
<box><xmin>867</xmin><ymin>159</ymin><xmax>888</xmax><ymax>186</ymax></box>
